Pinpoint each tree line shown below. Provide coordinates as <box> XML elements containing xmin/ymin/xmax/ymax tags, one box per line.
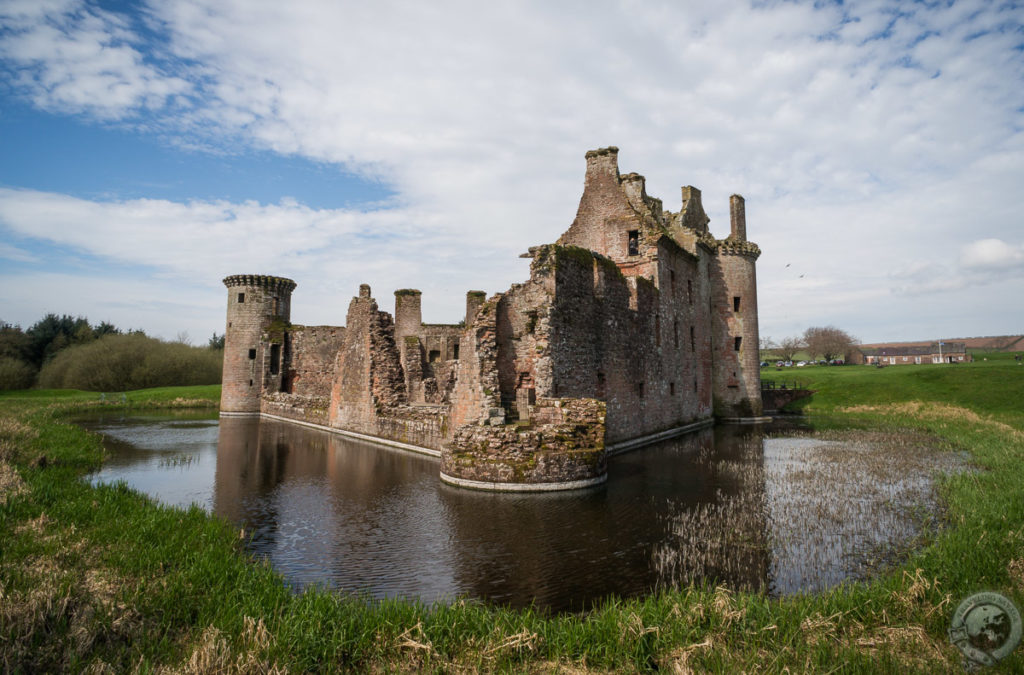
<box><xmin>760</xmin><ymin>325</ymin><xmax>857</xmax><ymax>363</ymax></box>
<box><xmin>0</xmin><ymin>314</ymin><xmax>224</xmax><ymax>391</ymax></box>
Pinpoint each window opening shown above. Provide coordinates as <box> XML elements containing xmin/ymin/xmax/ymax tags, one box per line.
<box><xmin>687</xmin><ymin>279</ymin><xmax>693</xmax><ymax>304</ymax></box>
<box><xmin>238</xmin><ymin>292</ymin><xmax>245</xmax><ymax>303</ymax></box>
<box><xmin>270</xmin><ymin>343</ymin><xmax>281</xmax><ymax>375</ymax></box>
<box><xmin>429</xmin><ymin>349</ymin><xmax>441</xmax><ymax>363</ymax></box>
<box><xmin>596</xmin><ymin>372</ymin><xmax>606</xmax><ymax>398</ymax></box>
<box><xmin>674</xmin><ymin>320</ymin><xmax>679</xmax><ymax>349</ymax></box>
<box><xmin>670</xmin><ymin>382</ymin><xmax>676</xmax><ymax>396</ymax></box>
<box><xmin>637</xmin><ymin>381</ymin><xmax>644</xmax><ymax>398</ymax></box>
<box><xmin>249</xmin><ymin>379</ymin><xmax>253</xmax><ymax>387</ymax></box>
<box><xmin>733</xmin><ymin>296</ymin><xmax>741</xmax><ymax>312</ymax></box>
<box><xmin>453</xmin><ymin>344</ymin><xmax>460</xmax><ymax>360</ymax></box>
<box><xmin>627</xmin><ymin>230</ymin><xmax>639</xmax><ymax>256</ymax></box>
<box><xmin>690</xmin><ymin>326</ymin><xmax>695</xmax><ymax>351</ymax></box>
<box><xmin>734</xmin><ymin>336</ymin><xmax>742</xmax><ymax>351</ymax></box>
<box><xmin>248</xmin><ymin>348</ymin><xmax>256</xmax><ymax>360</ymax></box>
<box><xmin>670</xmin><ymin>270</ymin><xmax>676</xmax><ymax>295</ymax></box>
<box><xmin>655</xmin><ymin>314</ymin><xmax>660</xmax><ymax>346</ymax></box>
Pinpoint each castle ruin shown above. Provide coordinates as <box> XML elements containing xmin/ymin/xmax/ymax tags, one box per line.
<box><xmin>220</xmin><ymin>147</ymin><xmax>763</xmax><ymax>490</ymax></box>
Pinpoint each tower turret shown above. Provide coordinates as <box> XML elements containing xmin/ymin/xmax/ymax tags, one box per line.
<box><xmin>221</xmin><ymin>274</ymin><xmax>296</xmax><ymax>414</ymax></box>
<box><xmin>710</xmin><ymin>196</ymin><xmax>763</xmax><ymax>418</ymax></box>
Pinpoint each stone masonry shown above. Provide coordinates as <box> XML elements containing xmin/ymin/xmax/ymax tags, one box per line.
<box><xmin>220</xmin><ymin>147</ymin><xmax>763</xmax><ymax>490</ymax></box>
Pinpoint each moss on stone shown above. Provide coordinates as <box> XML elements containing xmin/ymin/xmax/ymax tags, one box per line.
<box><xmin>394</xmin><ymin>288</ymin><xmax>421</xmax><ymax>297</ymax></box>
<box><xmin>555</xmin><ymin>245</ymin><xmax>596</xmax><ymax>270</ymax></box>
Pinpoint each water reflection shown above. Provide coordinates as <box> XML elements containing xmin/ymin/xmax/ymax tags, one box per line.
<box><xmin>84</xmin><ymin>414</ymin><xmax>954</xmax><ymax>612</ymax></box>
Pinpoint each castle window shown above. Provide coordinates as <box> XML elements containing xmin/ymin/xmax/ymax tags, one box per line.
<box><xmin>270</xmin><ymin>343</ymin><xmax>281</xmax><ymax>375</ymax></box>
<box><xmin>687</xmin><ymin>280</ymin><xmax>693</xmax><ymax>305</ymax></box>
<box><xmin>637</xmin><ymin>381</ymin><xmax>644</xmax><ymax>398</ymax></box>
<box><xmin>733</xmin><ymin>296</ymin><xmax>741</xmax><ymax>312</ymax></box>
<box><xmin>674</xmin><ymin>319</ymin><xmax>679</xmax><ymax>349</ymax></box>
<box><xmin>693</xmin><ymin>379</ymin><xmax>698</xmax><ymax>393</ymax></box>
<box><xmin>670</xmin><ymin>270</ymin><xmax>676</xmax><ymax>295</ymax></box>
<box><xmin>238</xmin><ymin>292</ymin><xmax>245</xmax><ymax>303</ymax></box>
<box><xmin>627</xmin><ymin>230</ymin><xmax>639</xmax><ymax>256</ymax></box>
<box><xmin>453</xmin><ymin>344</ymin><xmax>460</xmax><ymax>360</ymax></box>
<box><xmin>429</xmin><ymin>349</ymin><xmax>441</xmax><ymax>363</ymax></box>
<box><xmin>272</xmin><ymin>297</ymin><xmax>279</xmax><ymax>315</ymax></box>
<box><xmin>249</xmin><ymin>379</ymin><xmax>253</xmax><ymax>387</ymax></box>
<box><xmin>690</xmin><ymin>326</ymin><xmax>695</xmax><ymax>351</ymax></box>
<box><xmin>670</xmin><ymin>382</ymin><xmax>676</xmax><ymax>396</ymax></box>
<box><xmin>734</xmin><ymin>336</ymin><xmax>742</xmax><ymax>351</ymax></box>
<box><xmin>248</xmin><ymin>348</ymin><xmax>256</xmax><ymax>360</ymax></box>
<box><xmin>655</xmin><ymin>314</ymin><xmax>660</xmax><ymax>346</ymax></box>
<box><xmin>596</xmin><ymin>372</ymin><xmax>606</xmax><ymax>397</ymax></box>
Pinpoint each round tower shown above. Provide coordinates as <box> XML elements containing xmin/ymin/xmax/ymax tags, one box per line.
<box><xmin>221</xmin><ymin>274</ymin><xmax>296</xmax><ymax>414</ymax></box>
<box><xmin>710</xmin><ymin>196</ymin><xmax>764</xmax><ymax>419</ymax></box>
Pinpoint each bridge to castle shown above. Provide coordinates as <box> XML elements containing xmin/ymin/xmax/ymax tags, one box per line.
<box><xmin>760</xmin><ymin>380</ymin><xmax>814</xmax><ymax>414</ymax></box>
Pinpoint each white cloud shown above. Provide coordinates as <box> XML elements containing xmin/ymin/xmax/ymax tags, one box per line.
<box><xmin>0</xmin><ymin>0</ymin><xmax>191</xmax><ymax>119</ymax></box>
<box><xmin>0</xmin><ymin>0</ymin><xmax>1022</xmax><ymax>342</ymax></box>
<box><xmin>961</xmin><ymin>238</ymin><xmax>1024</xmax><ymax>270</ymax></box>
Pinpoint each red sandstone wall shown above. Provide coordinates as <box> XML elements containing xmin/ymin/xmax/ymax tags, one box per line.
<box><xmin>284</xmin><ymin>325</ymin><xmax>346</xmax><ymax>397</ymax></box>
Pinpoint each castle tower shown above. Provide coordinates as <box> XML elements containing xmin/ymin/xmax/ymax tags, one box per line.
<box><xmin>710</xmin><ymin>196</ymin><xmax>763</xmax><ymax>418</ymax></box>
<box><xmin>221</xmin><ymin>275</ymin><xmax>296</xmax><ymax>414</ymax></box>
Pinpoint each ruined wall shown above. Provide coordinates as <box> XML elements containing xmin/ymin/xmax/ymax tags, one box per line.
<box><xmin>557</xmin><ymin>147</ymin><xmax>659</xmax><ymax>282</ymax></box>
<box><xmin>284</xmin><ymin>325</ymin><xmax>346</xmax><ymax>397</ymax></box>
<box><xmin>449</xmin><ymin>295</ymin><xmax>503</xmax><ymax>429</ymax></box>
<box><xmin>260</xmin><ymin>392</ymin><xmax>331</xmax><ymax>426</ymax></box>
<box><xmin>542</xmin><ymin>245</ymin><xmax>707</xmax><ymax>444</ymax></box>
<box><xmin>329</xmin><ymin>285</ymin><xmax>406</xmax><ymax>435</ymax></box>
<box><xmin>442</xmin><ymin>397</ymin><xmax>606</xmax><ymax>486</ymax></box>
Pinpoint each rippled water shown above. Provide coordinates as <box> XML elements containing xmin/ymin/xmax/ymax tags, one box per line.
<box><xmin>83</xmin><ymin>412</ymin><xmax>955</xmax><ymax>611</ymax></box>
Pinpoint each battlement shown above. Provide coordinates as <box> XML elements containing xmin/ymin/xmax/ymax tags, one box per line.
<box><xmin>716</xmin><ymin>238</ymin><xmax>762</xmax><ymax>259</ymax></box>
<box><xmin>223</xmin><ymin>275</ymin><xmax>297</xmax><ymax>293</ymax></box>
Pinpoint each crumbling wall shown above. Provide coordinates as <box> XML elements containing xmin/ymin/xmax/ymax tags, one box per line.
<box><xmin>442</xmin><ymin>397</ymin><xmax>606</xmax><ymax>485</ymax></box>
<box><xmin>329</xmin><ymin>285</ymin><xmax>406</xmax><ymax>435</ymax></box>
<box><xmin>449</xmin><ymin>296</ymin><xmax>502</xmax><ymax>429</ymax></box>
<box><xmin>284</xmin><ymin>325</ymin><xmax>346</xmax><ymax>397</ymax></box>
<box><xmin>260</xmin><ymin>392</ymin><xmax>330</xmax><ymax>426</ymax></box>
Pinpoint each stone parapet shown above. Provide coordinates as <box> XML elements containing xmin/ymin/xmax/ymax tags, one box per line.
<box><xmin>716</xmin><ymin>239</ymin><xmax>762</xmax><ymax>259</ymax></box>
<box><xmin>223</xmin><ymin>274</ymin><xmax>297</xmax><ymax>293</ymax></box>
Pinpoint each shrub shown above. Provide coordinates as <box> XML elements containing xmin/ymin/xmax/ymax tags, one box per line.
<box><xmin>0</xmin><ymin>357</ymin><xmax>36</xmax><ymax>390</ymax></box>
<box><xmin>37</xmin><ymin>334</ymin><xmax>222</xmax><ymax>391</ymax></box>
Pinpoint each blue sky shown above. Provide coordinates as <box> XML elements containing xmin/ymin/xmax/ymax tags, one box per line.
<box><xmin>1</xmin><ymin>0</ymin><xmax>1022</xmax><ymax>344</ymax></box>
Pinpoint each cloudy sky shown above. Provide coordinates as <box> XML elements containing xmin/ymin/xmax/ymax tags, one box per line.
<box><xmin>0</xmin><ymin>0</ymin><xmax>1022</xmax><ymax>345</ymax></box>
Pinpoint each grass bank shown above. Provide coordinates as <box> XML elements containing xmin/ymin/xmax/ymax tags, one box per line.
<box><xmin>2</xmin><ymin>369</ymin><xmax>1024</xmax><ymax>672</ymax></box>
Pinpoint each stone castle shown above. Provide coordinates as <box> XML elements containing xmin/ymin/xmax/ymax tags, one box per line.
<box><xmin>220</xmin><ymin>147</ymin><xmax>763</xmax><ymax>490</ymax></box>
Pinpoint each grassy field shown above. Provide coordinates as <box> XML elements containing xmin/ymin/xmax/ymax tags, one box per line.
<box><xmin>2</xmin><ymin>362</ymin><xmax>1024</xmax><ymax>672</ymax></box>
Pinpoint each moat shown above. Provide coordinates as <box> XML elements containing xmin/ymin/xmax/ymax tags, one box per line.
<box><xmin>82</xmin><ymin>411</ymin><xmax>961</xmax><ymax>613</ymax></box>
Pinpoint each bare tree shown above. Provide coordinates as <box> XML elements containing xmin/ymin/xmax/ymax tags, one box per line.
<box><xmin>803</xmin><ymin>325</ymin><xmax>856</xmax><ymax>362</ymax></box>
<box><xmin>776</xmin><ymin>336</ymin><xmax>803</xmax><ymax>362</ymax></box>
<box><xmin>759</xmin><ymin>335</ymin><xmax>777</xmax><ymax>355</ymax></box>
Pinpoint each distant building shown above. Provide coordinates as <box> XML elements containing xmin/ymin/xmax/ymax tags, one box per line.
<box><xmin>854</xmin><ymin>342</ymin><xmax>969</xmax><ymax>365</ymax></box>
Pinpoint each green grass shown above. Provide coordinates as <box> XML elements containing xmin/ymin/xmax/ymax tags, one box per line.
<box><xmin>767</xmin><ymin>353</ymin><xmax>1024</xmax><ymax>428</ymax></box>
<box><xmin>2</xmin><ymin>374</ymin><xmax>1024</xmax><ymax>672</ymax></box>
